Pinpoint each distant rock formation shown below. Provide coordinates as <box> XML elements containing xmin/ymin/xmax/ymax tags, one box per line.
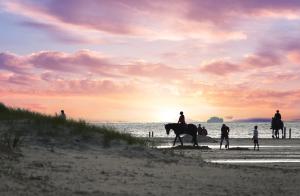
<box><xmin>207</xmin><ymin>117</ymin><xmax>223</xmax><ymax>123</ymax></box>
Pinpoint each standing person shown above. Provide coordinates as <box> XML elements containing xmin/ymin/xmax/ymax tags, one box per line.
<box><xmin>197</xmin><ymin>124</ymin><xmax>203</xmax><ymax>135</ymax></box>
<box><xmin>202</xmin><ymin>126</ymin><xmax>208</xmax><ymax>136</ymax></box>
<box><xmin>59</xmin><ymin>110</ymin><xmax>66</xmax><ymax>120</ymax></box>
<box><xmin>220</xmin><ymin>124</ymin><xmax>230</xmax><ymax>149</ymax></box>
<box><xmin>252</xmin><ymin>125</ymin><xmax>259</xmax><ymax>151</ymax></box>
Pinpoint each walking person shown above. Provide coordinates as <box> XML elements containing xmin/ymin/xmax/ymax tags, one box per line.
<box><xmin>220</xmin><ymin>124</ymin><xmax>230</xmax><ymax>149</ymax></box>
<box><xmin>252</xmin><ymin>125</ymin><xmax>259</xmax><ymax>151</ymax></box>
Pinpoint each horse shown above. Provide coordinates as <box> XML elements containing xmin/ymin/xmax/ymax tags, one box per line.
<box><xmin>165</xmin><ymin>123</ymin><xmax>198</xmax><ymax>147</ymax></box>
<box><xmin>271</xmin><ymin>117</ymin><xmax>284</xmax><ymax>139</ymax></box>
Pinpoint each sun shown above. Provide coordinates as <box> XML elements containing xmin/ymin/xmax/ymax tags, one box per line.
<box><xmin>157</xmin><ymin>108</ymin><xmax>179</xmax><ymax>122</ymax></box>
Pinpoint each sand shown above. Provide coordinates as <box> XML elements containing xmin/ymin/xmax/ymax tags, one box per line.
<box><xmin>1</xmin><ymin>134</ymin><xmax>300</xmax><ymax>195</ymax></box>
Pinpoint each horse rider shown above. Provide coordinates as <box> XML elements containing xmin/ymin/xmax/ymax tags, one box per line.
<box><xmin>178</xmin><ymin>111</ymin><xmax>186</xmax><ymax>124</ymax></box>
<box><xmin>272</xmin><ymin>110</ymin><xmax>284</xmax><ymax>139</ymax></box>
<box><xmin>274</xmin><ymin>110</ymin><xmax>281</xmax><ymax>121</ymax></box>
<box><xmin>178</xmin><ymin>111</ymin><xmax>187</xmax><ymax>130</ymax></box>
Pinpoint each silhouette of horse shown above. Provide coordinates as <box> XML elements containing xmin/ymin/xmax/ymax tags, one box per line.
<box><xmin>271</xmin><ymin>117</ymin><xmax>284</xmax><ymax>139</ymax></box>
<box><xmin>165</xmin><ymin>123</ymin><xmax>198</xmax><ymax>146</ymax></box>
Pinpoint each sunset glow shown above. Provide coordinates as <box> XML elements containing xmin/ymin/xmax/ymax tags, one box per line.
<box><xmin>1</xmin><ymin>0</ymin><xmax>300</xmax><ymax>122</ymax></box>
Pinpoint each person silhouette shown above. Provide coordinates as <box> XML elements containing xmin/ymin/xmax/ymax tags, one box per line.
<box><xmin>60</xmin><ymin>110</ymin><xmax>66</xmax><ymax>120</ymax></box>
<box><xmin>220</xmin><ymin>124</ymin><xmax>230</xmax><ymax>149</ymax></box>
<box><xmin>274</xmin><ymin>110</ymin><xmax>281</xmax><ymax>120</ymax></box>
<box><xmin>202</xmin><ymin>126</ymin><xmax>208</xmax><ymax>136</ymax></box>
<box><xmin>197</xmin><ymin>124</ymin><xmax>203</xmax><ymax>135</ymax></box>
<box><xmin>178</xmin><ymin>111</ymin><xmax>186</xmax><ymax>125</ymax></box>
<box><xmin>252</xmin><ymin>125</ymin><xmax>259</xmax><ymax>151</ymax></box>
<box><xmin>178</xmin><ymin>111</ymin><xmax>187</xmax><ymax>131</ymax></box>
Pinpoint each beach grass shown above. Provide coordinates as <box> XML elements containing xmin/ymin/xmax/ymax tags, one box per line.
<box><xmin>0</xmin><ymin>103</ymin><xmax>145</xmax><ymax>147</ymax></box>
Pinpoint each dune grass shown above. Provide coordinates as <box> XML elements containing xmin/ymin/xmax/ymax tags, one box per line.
<box><xmin>0</xmin><ymin>103</ymin><xmax>145</xmax><ymax>147</ymax></box>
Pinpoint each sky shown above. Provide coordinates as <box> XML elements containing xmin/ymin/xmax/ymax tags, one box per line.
<box><xmin>0</xmin><ymin>0</ymin><xmax>300</xmax><ymax>122</ymax></box>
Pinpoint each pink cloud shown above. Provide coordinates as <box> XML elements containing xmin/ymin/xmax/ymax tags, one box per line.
<box><xmin>7</xmin><ymin>74</ymin><xmax>39</xmax><ymax>85</ymax></box>
<box><xmin>0</xmin><ymin>50</ymin><xmax>190</xmax><ymax>83</ymax></box>
<box><xmin>199</xmin><ymin>49</ymin><xmax>284</xmax><ymax>76</ymax></box>
<box><xmin>184</xmin><ymin>0</ymin><xmax>300</xmax><ymax>25</ymax></box>
<box><xmin>0</xmin><ymin>76</ymin><xmax>140</xmax><ymax>97</ymax></box>
<box><xmin>5</xmin><ymin>0</ymin><xmax>300</xmax><ymax>42</ymax></box>
<box><xmin>247</xmin><ymin>72</ymin><xmax>300</xmax><ymax>86</ymax></box>
<box><xmin>0</xmin><ymin>50</ymin><xmax>187</xmax><ymax>96</ymax></box>
<box><xmin>0</xmin><ymin>50</ymin><xmax>122</xmax><ymax>77</ymax></box>
<box><xmin>200</xmin><ymin>61</ymin><xmax>241</xmax><ymax>75</ymax></box>
<box><xmin>0</xmin><ymin>52</ymin><xmax>30</xmax><ymax>73</ymax></box>
<box><xmin>243</xmin><ymin>51</ymin><xmax>282</xmax><ymax>68</ymax></box>
<box><xmin>42</xmin><ymin>0</ymin><xmax>148</xmax><ymax>35</ymax></box>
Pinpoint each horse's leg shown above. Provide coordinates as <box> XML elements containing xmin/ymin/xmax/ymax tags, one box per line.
<box><xmin>192</xmin><ymin>135</ymin><xmax>195</xmax><ymax>147</ymax></box>
<box><xmin>178</xmin><ymin>136</ymin><xmax>183</xmax><ymax>146</ymax></box>
<box><xmin>194</xmin><ymin>134</ymin><xmax>198</xmax><ymax>147</ymax></box>
<box><xmin>282</xmin><ymin>129</ymin><xmax>284</xmax><ymax>139</ymax></box>
<box><xmin>225</xmin><ymin>138</ymin><xmax>229</xmax><ymax>149</ymax></box>
<box><xmin>272</xmin><ymin>129</ymin><xmax>274</xmax><ymax>139</ymax></box>
<box><xmin>220</xmin><ymin>138</ymin><xmax>223</xmax><ymax>149</ymax></box>
<box><xmin>173</xmin><ymin>136</ymin><xmax>178</xmax><ymax>146</ymax></box>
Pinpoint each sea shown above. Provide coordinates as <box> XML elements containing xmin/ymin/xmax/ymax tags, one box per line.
<box><xmin>94</xmin><ymin>122</ymin><xmax>300</xmax><ymax>139</ymax></box>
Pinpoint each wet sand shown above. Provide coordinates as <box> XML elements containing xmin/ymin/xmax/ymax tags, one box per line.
<box><xmin>158</xmin><ymin>137</ymin><xmax>300</xmax><ymax>168</ymax></box>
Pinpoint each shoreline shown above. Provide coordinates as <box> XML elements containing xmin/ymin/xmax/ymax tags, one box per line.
<box><xmin>148</xmin><ymin>136</ymin><xmax>300</xmax><ymax>147</ymax></box>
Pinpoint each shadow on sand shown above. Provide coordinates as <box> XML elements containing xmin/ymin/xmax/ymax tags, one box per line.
<box><xmin>171</xmin><ymin>145</ymin><xmax>211</xmax><ymax>150</ymax></box>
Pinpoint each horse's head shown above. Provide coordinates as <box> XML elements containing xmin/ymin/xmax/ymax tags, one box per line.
<box><xmin>165</xmin><ymin>124</ymin><xmax>171</xmax><ymax>135</ymax></box>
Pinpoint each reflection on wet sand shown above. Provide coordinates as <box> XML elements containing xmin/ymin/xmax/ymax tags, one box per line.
<box><xmin>156</xmin><ymin>138</ymin><xmax>300</xmax><ymax>166</ymax></box>
<box><xmin>210</xmin><ymin>159</ymin><xmax>300</xmax><ymax>163</ymax></box>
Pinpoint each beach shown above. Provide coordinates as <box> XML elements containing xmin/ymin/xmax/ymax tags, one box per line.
<box><xmin>1</xmin><ymin>133</ymin><xmax>300</xmax><ymax>195</ymax></box>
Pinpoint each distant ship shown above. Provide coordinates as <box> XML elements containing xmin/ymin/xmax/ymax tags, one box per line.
<box><xmin>207</xmin><ymin>117</ymin><xmax>223</xmax><ymax>123</ymax></box>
